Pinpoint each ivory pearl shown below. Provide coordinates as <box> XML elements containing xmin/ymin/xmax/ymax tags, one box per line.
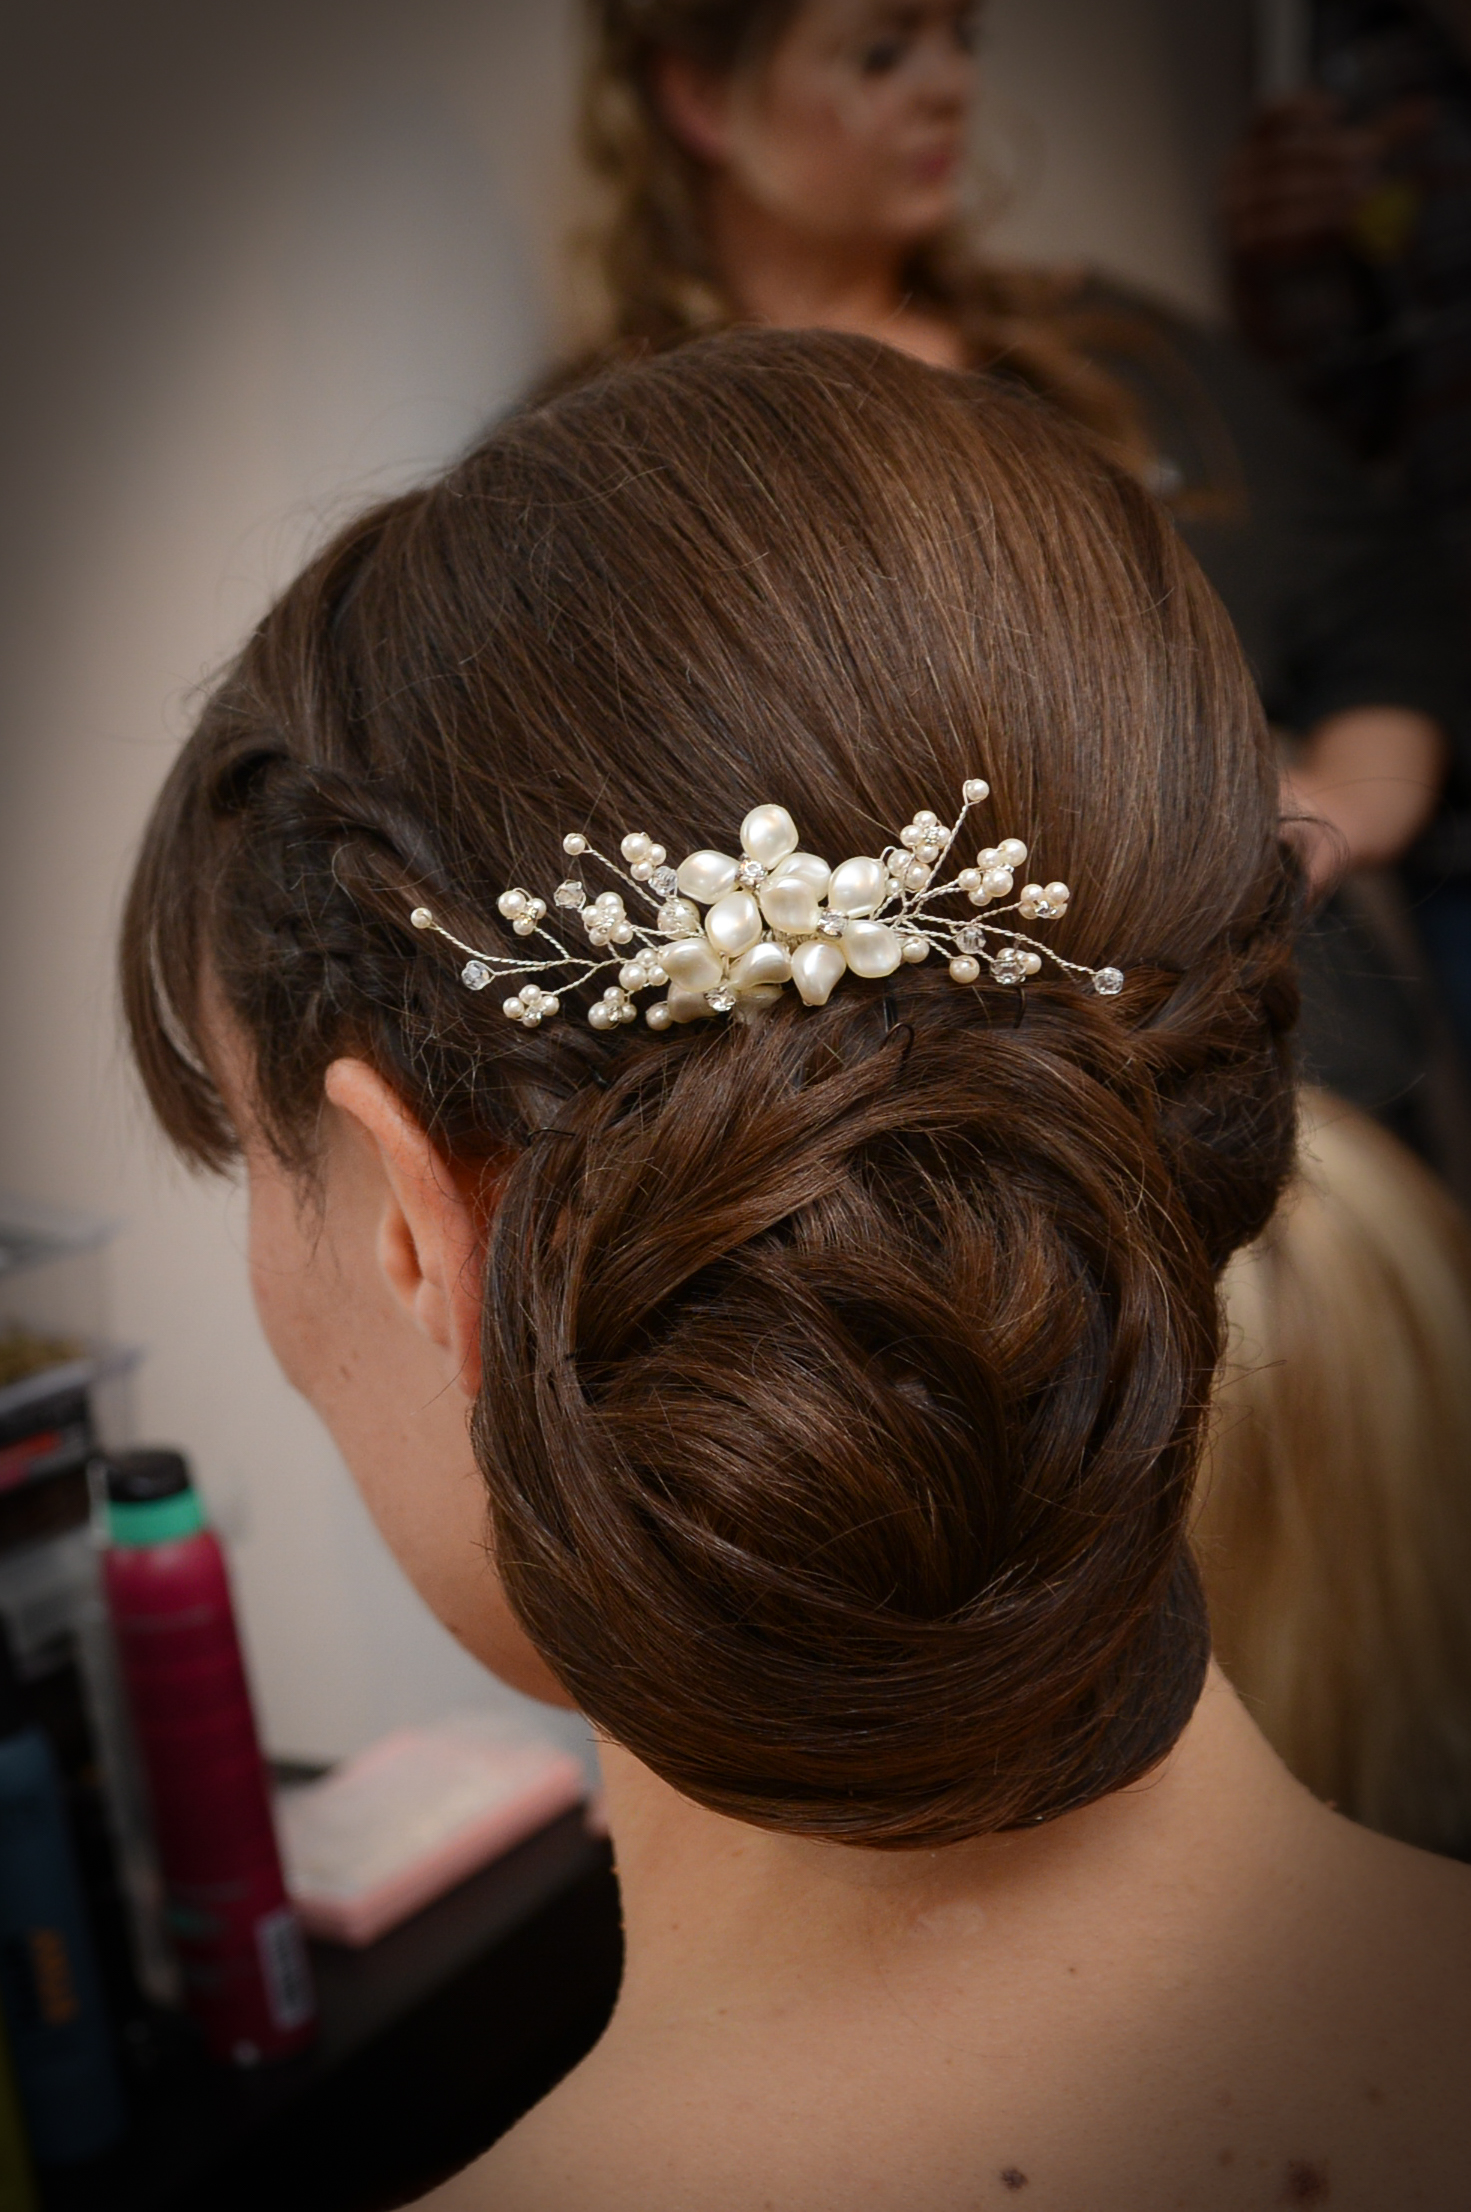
<box><xmin>739</xmin><ymin>804</ymin><xmax>799</xmax><ymax>868</ymax></box>
<box><xmin>769</xmin><ymin>850</ymin><xmax>832</xmax><ymax>898</ymax></box>
<box><xmin>827</xmin><ymin>855</ymin><xmax>889</xmax><ymax>916</ymax></box>
<box><xmin>1045</xmin><ymin>881</ymin><xmax>1070</xmax><ymax>902</ymax></box>
<box><xmin>901</xmin><ymin>936</ymin><xmax>929</xmax><ymax>963</ymax></box>
<box><xmin>962</xmin><ymin>778</ymin><xmax>989</xmax><ymax>804</ymax></box>
<box><xmin>621</xmin><ymin>831</ymin><xmax>653</xmax><ymax>864</ymax></box>
<box><xmin>661</xmin><ymin>936</ymin><xmax>724</xmax><ymax>992</ymax></box>
<box><xmin>729</xmin><ymin>939</ymin><xmax>793</xmax><ymax>990</ymax></box>
<box><xmin>842</xmin><ymin>920</ymin><xmax>903</xmax><ymax>978</ymax></box>
<box><xmin>645</xmin><ymin>1001</ymin><xmax>673</xmax><ymax>1031</ymax></box>
<box><xmin>790</xmin><ymin>938</ymin><xmax>847</xmax><ymax>1006</ymax></box>
<box><xmin>665</xmin><ymin>985</ymin><xmax>715</xmax><ymax>1023</ymax></box>
<box><xmin>704</xmin><ymin>891</ymin><xmax>763</xmax><ymax>958</ymax></box>
<box><xmin>759</xmin><ymin>875</ymin><xmax>820</xmax><ymax>935</ymax></box>
<box><xmin>676</xmin><ymin>849</ymin><xmax>740</xmax><ymax>904</ymax></box>
<box><xmin>949</xmin><ymin>956</ymin><xmax>981</xmax><ymax>984</ymax></box>
<box><xmin>997</xmin><ymin>837</ymin><xmax>1028</xmax><ymax>867</ymax></box>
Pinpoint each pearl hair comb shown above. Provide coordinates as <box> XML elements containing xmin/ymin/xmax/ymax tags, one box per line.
<box><xmin>408</xmin><ymin>780</ymin><xmax>1124</xmax><ymax>1032</ymax></box>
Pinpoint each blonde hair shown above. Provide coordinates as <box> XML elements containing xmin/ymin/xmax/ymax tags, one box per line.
<box><xmin>1197</xmin><ymin>1090</ymin><xmax>1471</xmax><ymax>1854</ymax></box>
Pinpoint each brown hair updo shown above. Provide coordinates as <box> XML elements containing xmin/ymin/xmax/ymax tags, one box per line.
<box><xmin>123</xmin><ymin>331</ymin><xmax>1298</xmax><ymax>1846</ymax></box>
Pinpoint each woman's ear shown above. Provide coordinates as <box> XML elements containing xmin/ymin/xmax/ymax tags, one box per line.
<box><xmin>323</xmin><ymin>1059</ymin><xmax>494</xmax><ymax>1395</ymax></box>
<box><xmin>652</xmin><ymin>48</ymin><xmax>736</xmax><ymax>165</ymax></box>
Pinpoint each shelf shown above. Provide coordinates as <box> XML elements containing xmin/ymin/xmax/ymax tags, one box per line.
<box><xmin>40</xmin><ymin>1809</ymin><xmax>622</xmax><ymax>2212</ymax></box>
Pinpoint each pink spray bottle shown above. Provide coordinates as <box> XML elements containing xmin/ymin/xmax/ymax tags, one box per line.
<box><xmin>97</xmin><ymin>1450</ymin><xmax>315</xmax><ymax>2066</ymax></box>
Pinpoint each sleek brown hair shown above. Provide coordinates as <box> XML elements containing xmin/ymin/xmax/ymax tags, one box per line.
<box><xmin>123</xmin><ymin>331</ymin><xmax>1297</xmax><ymax>1845</ymax></box>
<box><xmin>576</xmin><ymin>0</ymin><xmax>1163</xmax><ymax>474</ymax></box>
<box><xmin>1198</xmin><ymin>1091</ymin><xmax>1471</xmax><ymax>1857</ymax></box>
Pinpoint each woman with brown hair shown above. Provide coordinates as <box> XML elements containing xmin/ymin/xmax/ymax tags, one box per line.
<box><xmin>123</xmin><ymin>331</ymin><xmax>1471</xmax><ymax>2204</ymax></box>
<box><xmin>573</xmin><ymin>0</ymin><xmax>1466</xmax><ymax>1160</ymax></box>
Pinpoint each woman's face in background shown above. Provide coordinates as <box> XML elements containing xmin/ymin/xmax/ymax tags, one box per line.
<box><xmin>663</xmin><ymin>0</ymin><xmax>980</xmax><ymax>250</ymax></box>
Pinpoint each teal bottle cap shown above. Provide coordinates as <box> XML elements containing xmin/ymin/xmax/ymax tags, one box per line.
<box><xmin>106</xmin><ymin>1489</ymin><xmax>205</xmax><ymax>1547</ymax></box>
<box><xmin>94</xmin><ymin>1448</ymin><xmax>207</xmax><ymax>1547</ymax></box>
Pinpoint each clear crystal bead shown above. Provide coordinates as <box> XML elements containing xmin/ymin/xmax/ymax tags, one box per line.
<box><xmin>706</xmin><ymin>985</ymin><xmax>737</xmax><ymax>1014</ymax></box>
<box><xmin>990</xmin><ymin>948</ymin><xmax>1028</xmax><ymax>987</ymax></box>
<box><xmin>649</xmin><ymin>865</ymin><xmax>679</xmax><ymax>898</ymax></box>
<box><xmin>817</xmin><ymin>914</ymin><xmax>847</xmax><ymax>939</ymax></box>
<box><xmin>956</xmin><ymin>921</ymin><xmax>988</xmax><ymax>953</ymax></box>
<box><xmin>657</xmin><ymin>899</ymin><xmax>699</xmax><ymax>936</ymax></box>
<box><xmin>554</xmin><ymin>880</ymin><xmax>586</xmax><ymax>910</ymax></box>
<box><xmin>462</xmin><ymin>960</ymin><xmax>491</xmax><ymax>991</ymax></box>
<box><xmin>1093</xmin><ymin>967</ymin><xmax>1125</xmax><ymax>997</ymax></box>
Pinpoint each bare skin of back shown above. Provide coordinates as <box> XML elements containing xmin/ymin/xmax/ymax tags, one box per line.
<box><xmin>424</xmin><ymin>1671</ymin><xmax>1471</xmax><ymax>2210</ymax></box>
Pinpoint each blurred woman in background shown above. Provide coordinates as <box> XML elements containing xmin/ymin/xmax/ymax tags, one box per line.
<box><xmin>571</xmin><ymin>0</ymin><xmax>1466</xmax><ymax>1162</ymax></box>
<box><xmin>1199</xmin><ymin>1088</ymin><xmax>1471</xmax><ymax>1858</ymax></box>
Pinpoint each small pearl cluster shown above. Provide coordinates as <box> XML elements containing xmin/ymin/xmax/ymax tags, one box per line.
<box><xmin>588</xmin><ymin>984</ymin><xmax>639</xmax><ymax>1031</ymax></box>
<box><xmin>502</xmin><ymin>983</ymin><xmax>560</xmax><ymax>1027</ymax></box>
<box><xmin>405</xmin><ymin>776</ymin><xmax>1125</xmax><ymax>1033</ymax></box>
<box><xmin>496</xmin><ymin>887</ymin><xmax>547</xmax><ymax>937</ymax></box>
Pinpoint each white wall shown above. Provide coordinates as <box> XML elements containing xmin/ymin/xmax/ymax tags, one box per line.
<box><xmin>979</xmin><ymin>0</ymin><xmax>1232</xmax><ymax>321</ymax></box>
<box><xmin>0</xmin><ymin>0</ymin><xmax>1233</xmax><ymax>1763</ymax></box>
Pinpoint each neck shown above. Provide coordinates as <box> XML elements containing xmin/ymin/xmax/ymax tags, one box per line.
<box><xmin>704</xmin><ymin>174</ymin><xmax>910</xmax><ymax>338</ymax></box>
<box><xmin>598</xmin><ymin>1668</ymin><xmax>1314</xmax><ymax>2030</ymax></box>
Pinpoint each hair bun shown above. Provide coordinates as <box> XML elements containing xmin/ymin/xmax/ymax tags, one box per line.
<box><xmin>476</xmin><ymin>968</ymin><xmax>1270</xmax><ymax>1844</ymax></box>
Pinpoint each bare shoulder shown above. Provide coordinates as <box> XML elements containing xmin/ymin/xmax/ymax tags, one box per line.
<box><xmin>412</xmin><ymin>2045</ymin><xmax>660</xmax><ymax>2212</ymax></box>
<box><xmin>418</xmin><ymin>1815</ymin><xmax>1471</xmax><ymax>2212</ymax></box>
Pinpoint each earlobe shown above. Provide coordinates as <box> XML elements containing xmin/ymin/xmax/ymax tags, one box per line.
<box><xmin>323</xmin><ymin>1059</ymin><xmax>488</xmax><ymax>1395</ymax></box>
<box><xmin>652</xmin><ymin>51</ymin><xmax>733</xmax><ymax>165</ymax></box>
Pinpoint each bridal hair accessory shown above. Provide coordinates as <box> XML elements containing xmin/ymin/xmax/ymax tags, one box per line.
<box><xmin>408</xmin><ymin>781</ymin><xmax>1124</xmax><ymax>1032</ymax></box>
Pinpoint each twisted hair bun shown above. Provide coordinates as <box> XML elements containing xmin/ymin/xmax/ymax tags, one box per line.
<box><xmin>124</xmin><ymin>330</ymin><xmax>1298</xmax><ymax>1842</ymax></box>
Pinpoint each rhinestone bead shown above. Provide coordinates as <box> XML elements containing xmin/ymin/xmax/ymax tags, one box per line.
<box><xmin>990</xmin><ymin>948</ymin><xmax>1028</xmax><ymax>986</ymax></box>
<box><xmin>649</xmin><ymin>865</ymin><xmax>679</xmax><ymax>898</ymax></box>
<box><xmin>817</xmin><ymin>914</ymin><xmax>847</xmax><ymax>939</ymax></box>
<box><xmin>462</xmin><ymin>960</ymin><xmax>491</xmax><ymax>990</ymax></box>
<box><xmin>554</xmin><ymin>880</ymin><xmax>586</xmax><ymax>910</ymax></box>
<box><xmin>736</xmin><ymin>857</ymin><xmax>768</xmax><ymax>888</ymax></box>
<box><xmin>706</xmin><ymin>985</ymin><xmax>737</xmax><ymax>1014</ymax></box>
<box><xmin>1093</xmin><ymin>967</ymin><xmax>1125</xmax><ymax>996</ymax></box>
